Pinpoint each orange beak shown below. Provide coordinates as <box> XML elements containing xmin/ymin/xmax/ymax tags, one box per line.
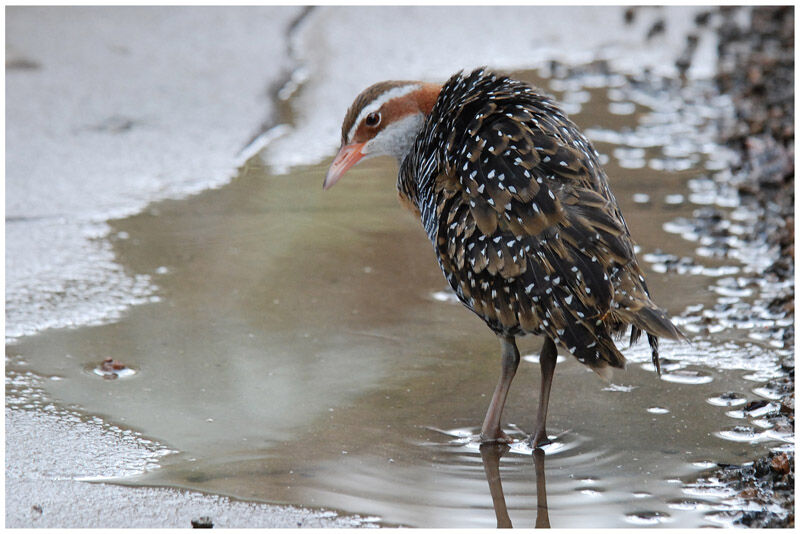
<box><xmin>323</xmin><ymin>142</ymin><xmax>366</xmax><ymax>190</ymax></box>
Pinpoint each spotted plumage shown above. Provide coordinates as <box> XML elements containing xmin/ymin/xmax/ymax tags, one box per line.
<box><xmin>399</xmin><ymin>68</ymin><xmax>682</xmax><ymax>374</ymax></box>
<box><xmin>325</xmin><ymin>68</ymin><xmax>684</xmax><ymax>447</ymax></box>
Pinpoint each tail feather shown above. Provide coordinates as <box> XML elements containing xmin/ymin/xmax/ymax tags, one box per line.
<box><xmin>579</xmin><ymin>334</ymin><xmax>627</xmax><ymax>382</ymax></box>
<box><xmin>597</xmin><ymin>335</ymin><xmax>627</xmax><ymax>369</ymax></box>
<box><xmin>627</xmin><ymin>305</ymin><xmax>685</xmax><ymax>377</ymax></box>
<box><xmin>591</xmin><ymin>362</ymin><xmax>614</xmax><ymax>381</ymax></box>
<box><xmin>616</xmin><ymin>299</ymin><xmax>685</xmax><ymax>377</ymax></box>
<box><xmin>627</xmin><ymin>306</ymin><xmax>686</xmax><ymax>342</ymax></box>
<box><xmin>629</xmin><ymin>325</ymin><xmax>642</xmax><ymax>346</ymax></box>
<box><xmin>611</xmin><ymin>266</ymin><xmax>686</xmax><ymax>375</ymax></box>
<box><xmin>648</xmin><ymin>333</ymin><xmax>661</xmax><ymax>376</ymax></box>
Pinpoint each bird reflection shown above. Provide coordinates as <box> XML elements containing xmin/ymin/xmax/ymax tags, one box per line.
<box><xmin>532</xmin><ymin>449</ymin><xmax>550</xmax><ymax>528</ymax></box>
<box><xmin>479</xmin><ymin>443</ymin><xmax>550</xmax><ymax>528</ymax></box>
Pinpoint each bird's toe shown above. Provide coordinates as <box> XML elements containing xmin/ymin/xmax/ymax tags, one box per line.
<box><xmin>480</xmin><ymin>430</ymin><xmax>514</xmax><ymax>444</ymax></box>
<box><xmin>528</xmin><ymin>431</ymin><xmax>552</xmax><ymax>449</ymax></box>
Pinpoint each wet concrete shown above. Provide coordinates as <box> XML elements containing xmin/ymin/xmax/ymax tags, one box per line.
<box><xmin>4</xmin><ymin>408</ymin><xmax>374</xmax><ymax>528</ymax></box>
<box><xmin>6</xmin><ymin>67</ymin><xmax>792</xmax><ymax>526</ymax></box>
<box><xmin>5</xmin><ymin>6</ymin><xmax>302</xmax><ymax>340</ymax></box>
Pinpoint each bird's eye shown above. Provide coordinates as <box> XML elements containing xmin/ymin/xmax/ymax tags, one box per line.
<box><xmin>365</xmin><ymin>112</ymin><xmax>381</xmax><ymax>127</ymax></box>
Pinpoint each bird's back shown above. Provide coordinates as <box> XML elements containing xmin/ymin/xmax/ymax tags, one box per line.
<box><xmin>399</xmin><ymin>69</ymin><xmax>683</xmax><ymax>375</ymax></box>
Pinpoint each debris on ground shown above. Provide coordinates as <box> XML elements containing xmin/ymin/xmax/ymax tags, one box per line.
<box><xmin>191</xmin><ymin>516</ymin><xmax>214</xmax><ymax>528</ymax></box>
<box><xmin>685</xmin><ymin>6</ymin><xmax>795</xmax><ymax>528</ymax></box>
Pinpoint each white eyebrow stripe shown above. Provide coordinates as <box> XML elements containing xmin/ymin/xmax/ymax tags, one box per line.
<box><xmin>347</xmin><ymin>83</ymin><xmax>421</xmax><ymax>143</ymax></box>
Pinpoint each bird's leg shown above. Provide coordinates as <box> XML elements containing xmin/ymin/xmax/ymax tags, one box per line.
<box><xmin>480</xmin><ymin>335</ymin><xmax>520</xmax><ymax>443</ymax></box>
<box><xmin>479</xmin><ymin>443</ymin><xmax>513</xmax><ymax>528</ymax></box>
<box><xmin>530</xmin><ymin>337</ymin><xmax>558</xmax><ymax>448</ymax></box>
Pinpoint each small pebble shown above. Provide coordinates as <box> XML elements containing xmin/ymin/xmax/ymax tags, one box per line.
<box><xmin>191</xmin><ymin>516</ymin><xmax>214</xmax><ymax>528</ymax></box>
<box><xmin>743</xmin><ymin>400</ymin><xmax>768</xmax><ymax>412</ymax></box>
<box><xmin>770</xmin><ymin>453</ymin><xmax>790</xmax><ymax>475</ymax></box>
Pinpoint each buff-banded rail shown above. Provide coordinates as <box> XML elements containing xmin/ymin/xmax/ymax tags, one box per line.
<box><xmin>324</xmin><ymin>68</ymin><xmax>684</xmax><ymax>447</ymax></box>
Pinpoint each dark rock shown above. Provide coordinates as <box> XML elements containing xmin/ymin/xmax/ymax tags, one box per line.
<box><xmin>191</xmin><ymin>516</ymin><xmax>214</xmax><ymax>528</ymax></box>
<box><xmin>743</xmin><ymin>399</ymin><xmax>769</xmax><ymax>412</ymax></box>
<box><xmin>694</xmin><ymin>11</ymin><xmax>711</xmax><ymax>26</ymax></box>
<box><xmin>754</xmin><ymin>456</ymin><xmax>772</xmax><ymax>477</ymax></box>
<box><xmin>771</xmin><ymin>453</ymin><xmax>790</xmax><ymax>475</ymax></box>
<box><xmin>6</xmin><ymin>57</ymin><xmax>41</xmax><ymax>70</ymax></box>
<box><xmin>647</xmin><ymin>19</ymin><xmax>666</xmax><ymax>40</ymax></box>
<box><xmin>624</xmin><ymin>7</ymin><xmax>636</xmax><ymax>25</ymax></box>
<box><xmin>736</xmin><ymin>510</ymin><xmax>787</xmax><ymax>528</ymax></box>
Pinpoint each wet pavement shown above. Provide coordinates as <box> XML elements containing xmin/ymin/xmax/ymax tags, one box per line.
<box><xmin>4</xmin><ymin>408</ymin><xmax>375</xmax><ymax>528</ymax></box>
<box><xmin>7</xmin><ymin>63</ymin><xmax>793</xmax><ymax>527</ymax></box>
<box><xmin>5</xmin><ymin>6</ymin><xmax>300</xmax><ymax>341</ymax></box>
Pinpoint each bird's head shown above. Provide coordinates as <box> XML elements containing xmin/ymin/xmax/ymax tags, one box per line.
<box><xmin>323</xmin><ymin>80</ymin><xmax>441</xmax><ymax>190</ymax></box>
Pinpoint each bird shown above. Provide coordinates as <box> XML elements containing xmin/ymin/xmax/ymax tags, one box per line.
<box><xmin>323</xmin><ymin>68</ymin><xmax>684</xmax><ymax>447</ymax></box>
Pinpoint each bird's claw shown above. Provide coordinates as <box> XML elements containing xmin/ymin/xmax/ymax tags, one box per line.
<box><xmin>528</xmin><ymin>432</ymin><xmax>552</xmax><ymax>449</ymax></box>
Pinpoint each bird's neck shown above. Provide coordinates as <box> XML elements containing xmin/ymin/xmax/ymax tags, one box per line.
<box><xmin>385</xmin><ymin>83</ymin><xmax>442</xmax><ymax>162</ymax></box>
<box><xmin>414</xmin><ymin>83</ymin><xmax>442</xmax><ymax>117</ymax></box>
<box><xmin>394</xmin><ymin>83</ymin><xmax>442</xmax><ymax>217</ymax></box>
<box><xmin>378</xmin><ymin>113</ymin><xmax>426</xmax><ymax>162</ymax></box>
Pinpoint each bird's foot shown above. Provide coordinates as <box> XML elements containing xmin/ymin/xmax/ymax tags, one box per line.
<box><xmin>527</xmin><ymin>431</ymin><xmax>551</xmax><ymax>449</ymax></box>
<box><xmin>479</xmin><ymin>429</ymin><xmax>514</xmax><ymax>444</ymax></box>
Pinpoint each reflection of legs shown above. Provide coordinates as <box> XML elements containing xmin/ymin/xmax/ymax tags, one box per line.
<box><xmin>533</xmin><ymin>449</ymin><xmax>550</xmax><ymax>528</ymax></box>
<box><xmin>530</xmin><ymin>337</ymin><xmax>557</xmax><ymax>448</ymax></box>
<box><xmin>479</xmin><ymin>443</ymin><xmax>512</xmax><ymax>528</ymax></box>
<box><xmin>480</xmin><ymin>336</ymin><xmax>520</xmax><ymax>443</ymax></box>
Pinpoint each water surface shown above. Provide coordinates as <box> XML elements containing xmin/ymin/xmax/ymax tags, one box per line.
<box><xmin>6</xmin><ymin>69</ymin><xmax>790</xmax><ymax>527</ymax></box>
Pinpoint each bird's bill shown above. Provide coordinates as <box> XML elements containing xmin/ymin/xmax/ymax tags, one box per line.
<box><xmin>323</xmin><ymin>142</ymin><xmax>366</xmax><ymax>190</ymax></box>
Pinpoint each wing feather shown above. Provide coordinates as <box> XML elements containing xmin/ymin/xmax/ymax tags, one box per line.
<box><xmin>420</xmin><ymin>70</ymin><xmax>682</xmax><ymax>371</ymax></box>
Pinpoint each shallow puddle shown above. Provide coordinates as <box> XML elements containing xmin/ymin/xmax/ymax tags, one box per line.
<box><xmin>6</xmin><ymin>69</ymin><xmax>791</xmax><ymax>527</ymax></box>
